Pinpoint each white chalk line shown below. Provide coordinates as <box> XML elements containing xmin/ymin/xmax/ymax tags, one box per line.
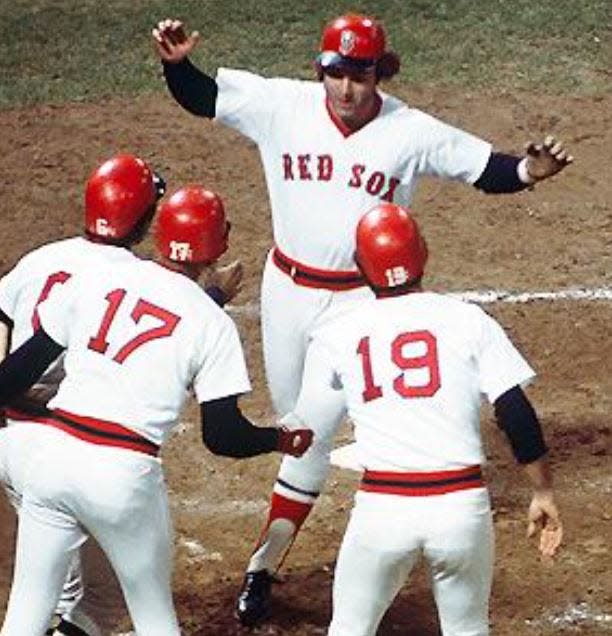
<box><xmin>525</xmin><ymin>602</ymin><xmax>612</xmax><ymax>630</ymax></box>
<box><xmin>227</xmin><ymin>286</ymin><xmax>612</xmax><ymax>317</ymax></box>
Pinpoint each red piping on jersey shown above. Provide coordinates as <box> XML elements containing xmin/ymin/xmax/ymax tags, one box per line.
<box><xmin>360</xmin><ymin>465</ymin><xmax>484</xmax><ymax>497</ymax></box>
<box><xmin>325</xmin><ymin>94</ymin><xmax>383</xmax><ymax>138</ymax></box>
<box><xmin>272</xmin><ymin>247</ymin><xmax>365</xmax><ymax>291</ymax></box>
<box><xmin>7</xmin><ymin>407</ymin><xmax>160</xmax><ymax>457</ymax></box>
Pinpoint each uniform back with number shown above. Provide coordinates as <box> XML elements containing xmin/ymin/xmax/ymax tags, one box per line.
<box><xmin>310</xmin><ymin>292</ymin><xmax>535</xmax><ymax>470</ymax></box>
<box><xmin>39</xmin><ymin>259</ymin><xmax>250</xmax><ymax>445</ymax></box>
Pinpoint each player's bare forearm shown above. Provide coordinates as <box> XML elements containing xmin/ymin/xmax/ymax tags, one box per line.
<box><xmin>523</xmin><ymin>456</ymin><xmax>553</xmax><ymax>491</ymax></box>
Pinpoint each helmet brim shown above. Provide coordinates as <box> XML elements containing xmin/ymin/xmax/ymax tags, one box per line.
<box><xmin>316</xmin><ymin>51</ymin><xmax>377</xmax><ymax>73</ymax></box>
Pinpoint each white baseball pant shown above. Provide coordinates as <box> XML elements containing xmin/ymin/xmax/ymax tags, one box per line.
<box><xmin>1</xmin><ymin>422</ymin><xmax>127</xmax><ymax>636</ymax></box>
<box><xmin>0</xmin><ymin>425</ymin><xmax>179</xmax><ymax>636</ymax></box>
<box><xmin>260</xmin><ymin>249</ymin><xmax>372</xmax><ymax>417</ymax></box>
<box><xmin>327</xmin><ymin>488</ymin><xmax>494</xmax><ymax>636</ymax></box>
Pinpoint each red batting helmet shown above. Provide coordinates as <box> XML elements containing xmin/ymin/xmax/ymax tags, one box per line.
<box><xmin>85</xmin><ymin>154</ymin><xmax>163</xmax><ymax>240</ymax></box>
<box><xmin>316</xmin><ymin>14</ymin><xmax>400</xmax><ymax>79</ymax></box>
<box><xmin>355</xmin><ymin>203</ymin><xmax>428</xmax><ymax>294</ymax></box>
<box><xmin>155</xmin><ymin>186</ymin><xmax>229</xmax><ymax>264</ymax></box>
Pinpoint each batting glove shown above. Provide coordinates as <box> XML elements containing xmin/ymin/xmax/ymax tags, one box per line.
<box><xmin>277</xmin><ymin>426</ymin><xmax>314</xmax><ymax>457</ymax></box>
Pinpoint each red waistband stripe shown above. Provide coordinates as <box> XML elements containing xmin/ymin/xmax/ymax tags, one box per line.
<box><xmin>272</xmin><ymin>247</ymin><xmax>365</xmax><ymax>291</ymax></box>
<box><xmin>7</xmin><ymin>407</ymin><xmax>159</xmax><ymax>457</ymax></box>
<box><xmin>360</xmin><ymin>465</ymin><xmax>484</xmax><ymax>497</ymax></box>
<box><xmin>51</xmin><ymin>409</ymin><xmax>159</xmax><ymax>456</ymax></box>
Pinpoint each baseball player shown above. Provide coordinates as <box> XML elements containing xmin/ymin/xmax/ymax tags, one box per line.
<box><xmin>0</xmin><ymin>155</ymin><xmax>242</xmax><ymax>636</ymax></box>
<box><xmin>0</xmin><ymin>152</ymin><xmax>164</xmax><ymax>636</ymax></box>
<box><xmin>0</xmin><ymin>184</ymin><xmax>313</xmax><ymax>636</ymax></box>
<box><xmin>151</xmin><ymin>13</ymin><xmax>572</xmax><ymax>624</ymax></box>
<box><xmin>281</xmin><ymin>203</ymin><xmax>562</xmax><ymax>635</ymax></box>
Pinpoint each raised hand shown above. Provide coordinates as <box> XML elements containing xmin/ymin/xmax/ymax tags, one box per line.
<box><xmin>152</xmin><ymin>18</ymin><xmax>200</xmax><ymax>64</ymax></box>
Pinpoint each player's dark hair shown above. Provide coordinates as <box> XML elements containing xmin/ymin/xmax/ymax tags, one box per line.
<box><xmin>376</xmin><ymin>52</ymin><xmax>401</xmax><ymax>80</ymax></box>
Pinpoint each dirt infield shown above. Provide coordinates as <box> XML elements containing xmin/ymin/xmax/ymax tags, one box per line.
<box><xmin>0</xmin><ymin>86</ymin><xmax>610</xmax><ymax>634</ymax></box>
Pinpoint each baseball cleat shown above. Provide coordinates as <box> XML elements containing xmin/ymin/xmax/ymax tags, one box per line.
<box><xmin>235</xmin><ymin>569</ymin><xmax>273</xmax><ymax>626</ymax></box>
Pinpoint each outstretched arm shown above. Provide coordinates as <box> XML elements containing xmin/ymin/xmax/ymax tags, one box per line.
<box><xmin>494</xmin><ymin>385</ymin><xmax>562</xmax><ymax>558</ymax></box>
<box><xmin>152</xmin><ymin>18</ymin><xmax>218</xmax><ymax>118</ymax></box>
<box><xmin>200</xmin><ymin>395</ymin><xmax>313</xmax><ymax>459</ymax></box>
<box><xmin>474</xmin><ymin>136</ymin><xmax>573</xmax><ymax>194</ymax></box>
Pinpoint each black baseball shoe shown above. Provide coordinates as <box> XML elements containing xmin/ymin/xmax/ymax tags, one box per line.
<box><xmin>50</xmin><ymin>619</ymin><xmax>90</xmax><ymax>635</ymax></box>
<box><xmin>235</xmin><ymin>569</ymin><xmax>274</xmax><ymax>627</ymax></box>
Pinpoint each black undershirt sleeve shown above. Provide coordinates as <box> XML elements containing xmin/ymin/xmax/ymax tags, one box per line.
<box><xmin>162</xmin><ymin>59</ymin><xmax>218</xmax><ymax>118</ymax></box>
<box><xmin>200</xmin><ymin>395</ymin><xmax>280</xmax><ymax>458</ymax></box>
<box><xmin>0</xmin><ymin>329</ymin><xmax>64</xmax><ymax>406</ymax></box>
<box><xmin>473</xmin><ymin>152</ymin><xmax>530</xmax><ymax>194</ymax></box>
<box><xmin>494</xmin><ymin>385</ymin><xmax>547</xmax><ymax>464</ymax></box>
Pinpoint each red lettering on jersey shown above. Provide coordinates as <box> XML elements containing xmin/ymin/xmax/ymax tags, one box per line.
<box><xmin>357</xmin><ymin>336</ymin><xmax>383</xmax><ymax>402</ymax></box>
<box><xmin>391</xmin><ymin>331</ymin><xmax>440</xmax><ymax>398</ymax></box>
<box><xmin>31</xmin><ymin>271</ymin><xmax>72</xmax><ymax>330</ymax></box>
<box><xmin>317</xmin><ymin>155</ymin><xmax>333</xmax><ymax>181</ymax></box>
<box><xmin>366</xmin><ymin>171</ymin><xmax>385</xmax><ymax>196</ymax></box>
<box><xmin>113</xmin><ymin>299</ymin><xmax>181</xmax><ymax>364</ymax></box>
<box><xmin>282</xmin><ymin>154</ymin><xmax>294</xmax><ymax>180</ymax></box>
<box><xmin>297</xmin><ymin>154</ymin><xmax>312</xmax><ymax>180</ymax></box>
<box><xmin>348</xmin><ymin>164</ymin><xmax>366</xmax><ymax>188</ymax></box>
<box><xmin>88</xmin><ymin>289</ymin><xmax>127</xmax><ymax>354</ymax></box>
<box><xmin>356</xmin><ymin>330</ymin><xmax>441</xmax><ymax>402</ymax></box>
<box><xmin>381</xmin><ymin>176</ymin><xmax>401</xmax><ymax>202</ymax></box>
<box><xmin>88</xmin><ymin>289</ymin><xmax>181</xmax><ymax>364</ymax></box>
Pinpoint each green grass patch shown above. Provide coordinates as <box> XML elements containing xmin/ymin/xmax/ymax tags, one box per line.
<box><xmin>1</xmin><ymin>0</ymin><xmax>610</xmax><ymax>109</ymax></box>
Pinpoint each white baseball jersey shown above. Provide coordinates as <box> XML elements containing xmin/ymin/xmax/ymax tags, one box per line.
<box><xmin>215</xmin><ymin>69</ymin><xmax>491</xmax><ymax>269</ymax></box>
<box><xmin>39</xmin><ymin>258</ymin><xmax>251</xmax><ymax>445</ymax></box>
<box><xmin>0</xmin><ymin>237</ymin><xmax>137</xmax><ymax>400</ymax></box>
<box><xmin>296</xmin><ymin>291</ymin><xmax>535</xmax><ymax>471</ymax></box>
